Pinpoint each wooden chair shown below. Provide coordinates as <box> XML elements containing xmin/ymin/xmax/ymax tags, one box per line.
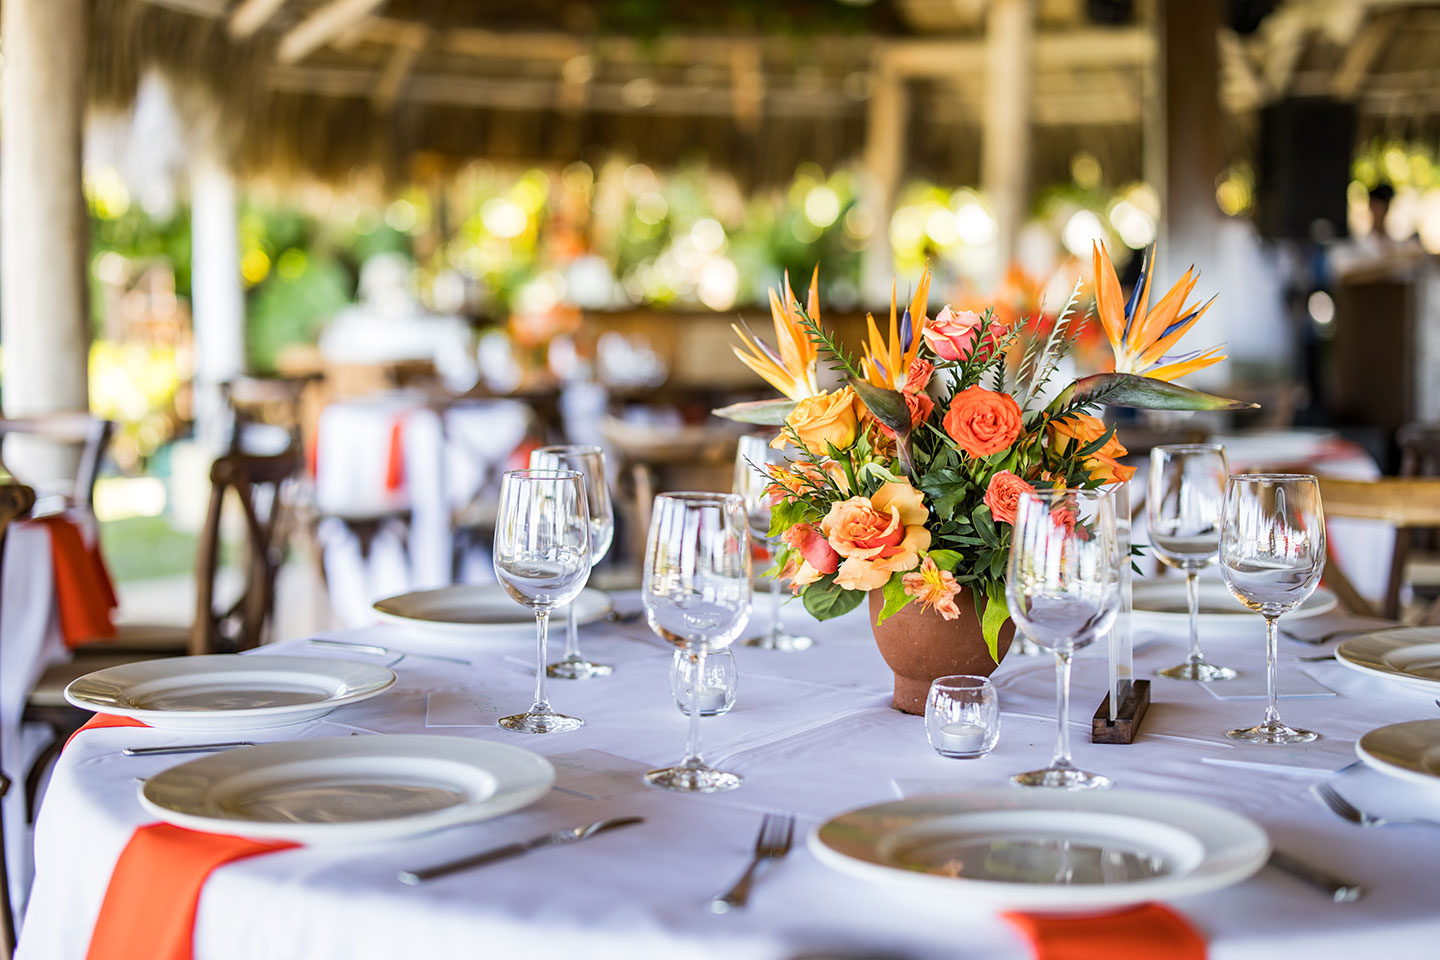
<box><xmin>1316</xmin><ymin>476</ymin><xmax>1440</xmax><ymax>621</ymax></box>
<box><xmin>0</xmin><ymin>414</ymin><xmax>112</xmax><ymax>513</ymax></box>
<box><xmin>0</xmin><ymin>482</ymin><xmax>36</xmax><ymax>959</ymax></box>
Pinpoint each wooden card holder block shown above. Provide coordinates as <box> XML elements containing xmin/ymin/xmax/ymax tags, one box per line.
<box><xmin>1091</xmin><ymin>679</ymin><xmax>1151</xmax><ymax>744</ymax></box>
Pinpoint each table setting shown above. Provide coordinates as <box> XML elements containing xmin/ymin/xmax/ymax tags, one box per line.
<box><xmin>20</xmin><ymin>256</ymin><xmax>1440</xmax><ymax>960</ymax></box>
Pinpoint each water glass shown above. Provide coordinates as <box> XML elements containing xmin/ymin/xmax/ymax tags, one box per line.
<box><xmin>733</xmin><ymin>434</ymin><xmax>814</xmax><ymax>652</ymax></box>
<box><xmin>492</xmin><ymin>469</ymin><xmax>591</xmax><ymax>734</ymax></box>
<box><xmin>1219</xmin><ymin>474</ymin><xmax>1324</xmax><ymax>744</ymax></box>
<box><xmin>1149</xmin><ymin>444</ymin><xmax>1236</xmax><ymax>681</ymax></box>
<box><xmin>1006</xmin><ymin>487</ymin><xmax>1120</xmax><ymax>790</ymax></box>
<box><xmin>671</xmin><ymin>648</ymin><xmax>737</xmax><ymax>717</ymax></box>
<box><xmin>530</xmin><ymin>444</ymin><xmax>615</xmax><ymax>680</ymax></box>
<box><xmin>925</xmin><ymin>676</ymin><xmax>999</xmax><ymax>759</ymax></box>
<box><xmin>642</xmin><ymin>492</ymin><xmax>752</xmax><ymax>792</ymax></box>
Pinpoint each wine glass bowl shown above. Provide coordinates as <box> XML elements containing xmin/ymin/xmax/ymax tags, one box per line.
<box><xmin>642</xmin><ymin>492</ymin><xmax>752</xmax><ymax>792</ymax></box>
<box><xmin>529</xmin><ymin>445</ymin><xmax>615</xmax><ymax>679</ymax></box>
<box><xmin>1149</xmin><ymin>444</ymin><xmax>1236</xmax><ymax>682</ymax></box>
<box><xmin>1219</xmin><ymin>473</ymin><xmax>1325</xmax><ymax>744</ymax></box>
<box><xmin>1007</xmin><ymin>487</ymin><xmax>1120</xmax><ymax>790</ymax></box>
<box><xmin>492</xmin><ymin>469</ymin><xmax>591</xmax><ymax>734</ymax></box>
<box><xmin>733</xmin><ymin>434</ymin><xmax>814</xmax><ymax>652</ymax></box>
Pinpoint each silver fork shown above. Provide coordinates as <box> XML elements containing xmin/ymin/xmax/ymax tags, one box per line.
<box><xmin>1282</xmin><ymin>624</ymin><xmax>1408</xmax><ymax>646</ymax></box>
<box><xmin>708</xmin><ymin>813</ymin><xmax>795</xmax><ymax>914</ymax></box>
<box><xmin>1311</xmin><ymin>782</ymin><xmax>1440</xmax><ymax>830</ymax></box>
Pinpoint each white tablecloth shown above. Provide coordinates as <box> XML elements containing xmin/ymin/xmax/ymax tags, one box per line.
<box><xmin>18</xmin><ymin>593</ymin><xmax>1440</xmax><ymax>960</ymax></box>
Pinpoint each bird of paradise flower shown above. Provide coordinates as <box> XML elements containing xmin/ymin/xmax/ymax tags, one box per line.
<box><xmin>1093</xmin><ymin>242</ymin><xmax>1225</xmax><ymax>382</ymax></box>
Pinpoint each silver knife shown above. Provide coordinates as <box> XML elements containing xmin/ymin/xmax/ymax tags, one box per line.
<box><xmin>397</xmin><ymin>816</ymin><xmax>644</xmax><ymax>884</ymax></box>
<box><xmin>123</xmin><ymin>741</ymin><xmax>256</xmax><ymax>756</ymax></box>
<box><xmin>1269</xmin><ymin>849</ymin><xmax>1366</xmax><ymax>902</ymax></box>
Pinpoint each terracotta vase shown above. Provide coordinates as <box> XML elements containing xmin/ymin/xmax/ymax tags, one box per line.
<box><xmin>868</xmin><ymin>588</ymin><xmax>1015</xmax><ymax>715</ymax></box>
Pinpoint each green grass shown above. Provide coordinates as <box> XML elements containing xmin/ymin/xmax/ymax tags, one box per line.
<box><xmin>98</xmin><ymin>515</ymin><xmax>201</xmax><ymax>583</ymax></box>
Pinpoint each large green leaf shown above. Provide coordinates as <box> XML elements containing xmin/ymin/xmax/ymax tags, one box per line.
<box><xmin>875</xmin><ymin>572</ymin><xmax>913</xmax><ymax>624</ymax></box>
<box><xmin>1053</xmin><ymin>373</ymin><xmax>1257</xmax><ymax>413</ymax></box>
<box><xmin>979</xmin><ymin>581</ymin><xmax>1011</xmax><ymax>662</ymax></box>
<box><xmin>848</xmin><ymin>379</ymin><xmax>911</xmax><ymax>436</ymax></box>
<box><xmin>802</xmin><ymin>576</ymin><xmax>866</xmax><ymax>621</ymax></box>
<box><xmin>712</xmin><ymin>398</ymin><xmax>796</xmax><ymax>425</ymax></box>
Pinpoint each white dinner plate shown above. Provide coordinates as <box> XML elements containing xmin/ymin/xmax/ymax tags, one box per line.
<box><xmin>809</xmin><ymin>790</ymin><xmax>1269</xmax><ymax>911</ymax></box>
<box><xmin>373</xmin><ymin>584</ymin><xmax>612</xmax><ymax>637</ymax></box>
<box><xmin>1336</xmin><ymin>628</ymin><xmax>1440</xmax><ymax>693</ymax></box>
<box><xmin>1356</xmin><ymin>719</ymin><xmax>1440</xmax><ymax>788</ymax></box>
<box><xmin>1132</xmin><ymin>579</ymin><xmax>1336</xmax><ymax>624</ymax></box>
<box><xmin>140</xmin><ymin>735</ymin><xmax>554</xmax><ymax>843</ymax></box>
<box><xmin>64</xmin><ymin>655</ymin><xmax>395</xmax><ymax>732</ymax></box>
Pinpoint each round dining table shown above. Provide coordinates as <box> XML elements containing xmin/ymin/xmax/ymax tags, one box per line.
<box><xmin>17</xmin><ymin>590</ymin><xmax>1440</xmax><ymax>960</ymax></box>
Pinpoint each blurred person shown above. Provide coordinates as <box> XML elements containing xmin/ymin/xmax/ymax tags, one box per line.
<box><xmin>1331</xmin><ymin>182</ymin><xmax>1426</xmax><ymax>281</ymax></box>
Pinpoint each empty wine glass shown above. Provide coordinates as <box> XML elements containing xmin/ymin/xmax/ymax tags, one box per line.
<box><xmin>1220</xmin><ymin>474</ymin><xmax>1324</xmax><ymax>744</ymax></box>
<box><xmin>733</xmin><ymin>434</ymin><xmax>814</xmax><ymax>651</ymax></box>
<box><xmin>1149</xmin><ymin>444</ymin><xmax>1236</xmax><ymax>681</ymax></box>
<box><xmin>529</xmin><ymin>444</ymin><xmax>615</xmax><ymax>679</ymax></box>
<box><xmin>492</xmin><ymin>469</ymin><xmax>591</xmax><ymax>734</ymax></box>
<box><xmin>1007</xmin><ymin>488</ymin><xmax>1121</xmax><ymax>790</ymax></box>
<box><xmin>642</xmin><ymin>492</ymin><xmax>752</xmax><ymax>792</ymax></box>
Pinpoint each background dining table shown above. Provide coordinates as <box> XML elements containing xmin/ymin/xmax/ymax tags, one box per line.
<box><xmin>17</xmin><ymin>591</ymin><xmax>1440</xmax><ymax>960</ymax></box>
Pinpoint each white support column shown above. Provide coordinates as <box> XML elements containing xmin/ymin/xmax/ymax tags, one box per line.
<box><xmin>1</xmin><ymin>0</ymin><xmax>91</xmax><ymax>484</ymax></box>
<box><xmin>860</xmin><ymin>68</ymin><xmax>907</xmax><ymax>306</ymax></box>
<box><xmin>981</xmin><ymin>0</ymin><xmax>1034</xmax><ymax>275</ymax></box>
<box><xmin>190</xmin><ymin>152</ymin><xmax>247</xmax><ymax>452</ymax></box>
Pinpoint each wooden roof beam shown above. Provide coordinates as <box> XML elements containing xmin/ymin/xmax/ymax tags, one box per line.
<box><xmin>372</xmin><ymin>27</ymin><xmax>429</xmax><ymax>113</ymax></box>
<box><xmin>1331</xmin><ymin>11</ymin><xmax>1400</xmax><ymax>100</ymax></box>
<box><xmin>277</xmin><ymin>0</ymin><xmax>390</xmax><ymax>64</ymax></box>
<box><xmin>228</xmin><ymin>0</ymin><xmax>289</xmax><ymax>39</ymax></box>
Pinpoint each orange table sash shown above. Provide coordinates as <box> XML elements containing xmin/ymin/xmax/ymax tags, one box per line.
<box><xmin>31</xmin><ymin>514</ymin><xmax>118</xmax><ymax>647</ymax></box>
<box><xmin>86</xmin><ymin>823</ymin><xmax>298</xmax><ymax>960</ymax></box>
<box><xmin>1004</xmin><ymin>904</ymin><xmax>1206</xmax><ymax>960</ymax></box>
<box><xmin>64</xmin><ymin>714</ymin><xmax>150</xmax><ymax>750</ymax></box>
<box><xmin>383</xmin><ymin>416</ymin><xmax>406</xmax><ymax>492</ymax></box>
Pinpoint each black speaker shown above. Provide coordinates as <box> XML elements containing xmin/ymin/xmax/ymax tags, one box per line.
<box><xmin>1257</xmin><ymin>97</ymin><xmax>1354</xmax><ymax>240</ymax></box>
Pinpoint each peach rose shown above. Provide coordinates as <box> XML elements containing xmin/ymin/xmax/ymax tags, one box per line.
<box><xmin>1049</xmin><ymin>413</ymin><xmax>1136</xmax><ymax>484</ymax></box>
<box><xmin>782</xmin><ymin>522</ymin><xmax>840</xmax><ymax>580</ymax></box>
<box><xmin>984</xmin><ymin>470</ymin><xmax>1036</xmax><ymax>524</ymax></box>
<box><xmin>943</xmin><ymin>386</ymin><xmax>1023</xmax><ymax>458</ymax></box>
<box><xmin>780</xmin><ymin>388</ymin><xmax>858</xmax><ymax>456</ymax></box>
<box><xmin>922</xmin><ymin>306</ymin><xmax>986</xmax><ymax>361</ymax></box>
<box><xmin>820</xmin><ymin>481</ymin><xmax>932</xmax><ymax>591</ymax></box>
<box><xmin>904</xmin><ymin>357</ymin><xmax>934</xmax><ymax>392</ymax></box>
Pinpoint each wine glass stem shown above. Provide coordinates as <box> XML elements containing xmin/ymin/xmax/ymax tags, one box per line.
<box><xmin>1185</xmin><ymin>571</ymin><xmax>1202</xmax><ymax>663</ymax></box>
<box><xmin>1264</xmin><ymin>614</ymin><xmax>1281</xmax><ymax>725</ymax></box>
<box><xmin>683</xmin><ymin>645</ymin><xmax>708</xmax><ymax>767</ymax></box>
<box><xmin>767</xmin><ymin>558</ymin><xmax>783</xmax><ymax>643</ymax></box>
<box><xmin>531</xmin><ymin>611</ymin><xmax>553</xmax><ymax>714</ymax></box>
<box><xmin>1052</xmin><ymin>648</ymin><xmax>1074</xmax><ymax>770</ymax></box>
<box><xmin>563</xmin><ymin>604</ymin><xmax>580</xmax><ymax>662</ymax></box>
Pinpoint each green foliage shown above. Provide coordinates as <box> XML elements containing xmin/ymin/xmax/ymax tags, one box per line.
<box><xmin>247</xmin><ymin>254</ymin><xmax>353</xmax><ymax>373</ymax></box>
<box><xmin>803</xmin><ymin>574</ymin><xmax>866</xmax><ymax>621</ymax></box>
<box><xmin>876</xmin><ymin>572</ymin><xmax>913</xmax><ymax>624</ymax></box>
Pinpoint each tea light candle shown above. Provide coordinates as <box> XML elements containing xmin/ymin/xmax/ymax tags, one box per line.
<box><xmin>687</xmin><ymin>685</ymin><xmax>728</xmax><ymax>715</ymax></box>
<box><xmin>938</xmin><ymin>721</ymin><xmax>986</xmax><ymax>753</ymax></box>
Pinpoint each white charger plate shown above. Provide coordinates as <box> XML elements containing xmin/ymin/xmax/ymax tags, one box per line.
<box><xmin>140</xmin><ymin>735</ymin><xmax>554</xmax><ymax>843</ymax></box>
<box><xmin>1336</xmin><ymin>628</ymin><xmax>1440</xmax><ymax>693</ymax></box>
<box><xmin>373</xmin><ymin>584</ymin><xmax>612</xmax><ymax>638</ymax></box>
<box><xmin>1356</xmin><ymin>719</ymin><xmax>1440</xmax><ymax>787</ymax></box>
<box><xmin>809</xmin><ymin>790</ymin><xmax>1269</xmax><ymax>911</ymax></box>
<box><xmin>1132</xmin><ymin>580</ymin><xmax>1336</xmax><ymax>625</ymax></box>
<box><xmin>64</xmin><ymin>655</ymin><xmax>395</xmax><ymax>731</ymax></box>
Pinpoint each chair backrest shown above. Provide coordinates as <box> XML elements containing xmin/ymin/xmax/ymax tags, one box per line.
<box><xmin>1316</xmin><ymin>475</ymin><xmax>1440</xmax><ymax>619</ymax></box>
<box><xmin>192</xmin><ymin>451</ymin><xmax>303</xmax><ymax>655</ymax></box>
<box><xmin>0</xmin><ymin>414</ymin><xmax>113</xmax><ymax>513</ymax></box>
<box><xmin>0</xmin><ymin>482</ymin><xmax>35</xmax><ymax>958</ymax></box>
<box><xmin>221</xmin><ymin>376</ymin><xmax>315</xmax><ymax>457</ymax></box>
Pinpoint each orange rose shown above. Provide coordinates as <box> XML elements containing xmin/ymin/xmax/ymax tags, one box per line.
<box><xmin>782</xmin><ymin>521</ymin><xmax>840</xmax><ymax>577</ymax></box>
<box><xmin>1049</xmin><ymin>413</ymin><xmax>1136</xmax><ymax>483</ymax></box>
<box><xmin>983</xmin><ymin>470</ymin><xmax>1036</xmax><ymax>524</ymax></box>
<box><xmin>779</xmin><ymin>388</ymin><xmax>858</xmax><ymax>456</ymax></box>
<box><xmin>820</xmin><ymin>481</ymin><xmax>931</xmax><ymax>591</ymax></box>
<box><xmin>943</xmin><ymin>386</ymin><xmax>1023</xmax><ymax>458</ymax></box>
<box><xmin>905</xmin><ymin>358</ymin><xmax>934</xmax><ymax>392</ymax></box>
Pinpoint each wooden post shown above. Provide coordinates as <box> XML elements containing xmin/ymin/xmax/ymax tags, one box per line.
<box><xmin>1</xmin><ymin>0</ymin><xmax>91</xmax><ymax>485</ymax></box>
<box><xmin>190</xmin><ymin>152</ymin><xmax>247</xmax><ymax>452</ymax></box>
<box><xmin>861</xmin><ymin>69</ymin><xmax>907</xmax><ymax>306</ymax></box>
<box><xmin>981</xmin><ymin>0</ymin><xmax>1034</xmax><ymax>274</ymax></box>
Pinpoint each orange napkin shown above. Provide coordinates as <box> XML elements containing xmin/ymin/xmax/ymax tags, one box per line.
<box><xmin>384</xmin><ymin>415</ymin><xmax>406</xmax><ymax>493</ymax></box>
<box><xmin>87</xmin><ymin>824</ymin><xmax>298</xmax><ymax>960</ymax></box>
<box><xmin>1004</xmin><ymin>905</ymin><xmax>1206</xmax><ymax>960</ymax></box>
<box><xmin>64</xmin><ymin>713</ymin><xmax>149</xmax><ymax>750</ymax></box>
<box><xmin>31</xmin><ymin>514</ymin><xmax>118</xmax><ymax>647</ymax></box>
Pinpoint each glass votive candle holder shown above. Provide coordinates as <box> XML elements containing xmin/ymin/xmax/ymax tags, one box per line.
<box><xmin>671</xmin><ymin>648</ymin><xmax>737</xmax><ymax>717</ymax></box>
<box><xmin>925</xmin><ymin>675</ymin><xmax>1000</xmax><ymax>759</ymax></box>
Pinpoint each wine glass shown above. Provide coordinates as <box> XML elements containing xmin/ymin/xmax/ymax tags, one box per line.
<box><xmin>492</xmin><ymin>469</ymin><xmax>592</xmax><ymax>734</ymax></box>
<box><xmin>1149</xmin><ymin>444</ymin><xmax>1237</xmax><ymax>681</ymax></box>
<box><xmin>733</xmin><ymin>434</ymin><xmax>814</xmax><ymax>652</ymax></box>
<box><xmin>1007</xmin><ymin>487</ymin><xmax>1121</xmax><ymax>790</ymax></box>
<box><xmin>642</xmin><ymin>492</ymin><xmax>752</xmax><ymax>792</ymax></box>
<box><xmin>1219</xmin><ymin>474</ymin><xmax>1324</xmax><ymax>744</ymax></box>
<box><xmin>529</xmin><ymin>445</ymin><xmax>615</xmax><ymax>679</ymax></box>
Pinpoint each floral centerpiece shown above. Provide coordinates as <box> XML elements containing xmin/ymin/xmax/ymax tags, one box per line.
<box><xmin>717</xmin><ymin>245</ymin><xmax>1254</xmax><ymax>712</ymax></box>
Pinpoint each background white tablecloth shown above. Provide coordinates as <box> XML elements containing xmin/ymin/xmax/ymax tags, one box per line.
<box><xmin>18</xmin><ymin>592</ymin><xmax>1440</xmax><ymax>960</ymax></box>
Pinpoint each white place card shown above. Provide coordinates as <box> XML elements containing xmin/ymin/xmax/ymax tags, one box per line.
<box><xmin>546</xmin><ymin>750</ymin><xmax>653</xmax><ymax>800</ymax></box>
<box><xmin>424</xmin><ymin>691</ymin><xmax>504</xmax><ymax>727</ymax></box>
<box><xmin>1200</xmin><ymin>741</ymin><xmax>1359</xmax><ymax>775</ymax></box>
<box><xmin>1201</xmin><ymin>670</ymin><xmax>1336</xmax><ymax>701</ymax></box>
